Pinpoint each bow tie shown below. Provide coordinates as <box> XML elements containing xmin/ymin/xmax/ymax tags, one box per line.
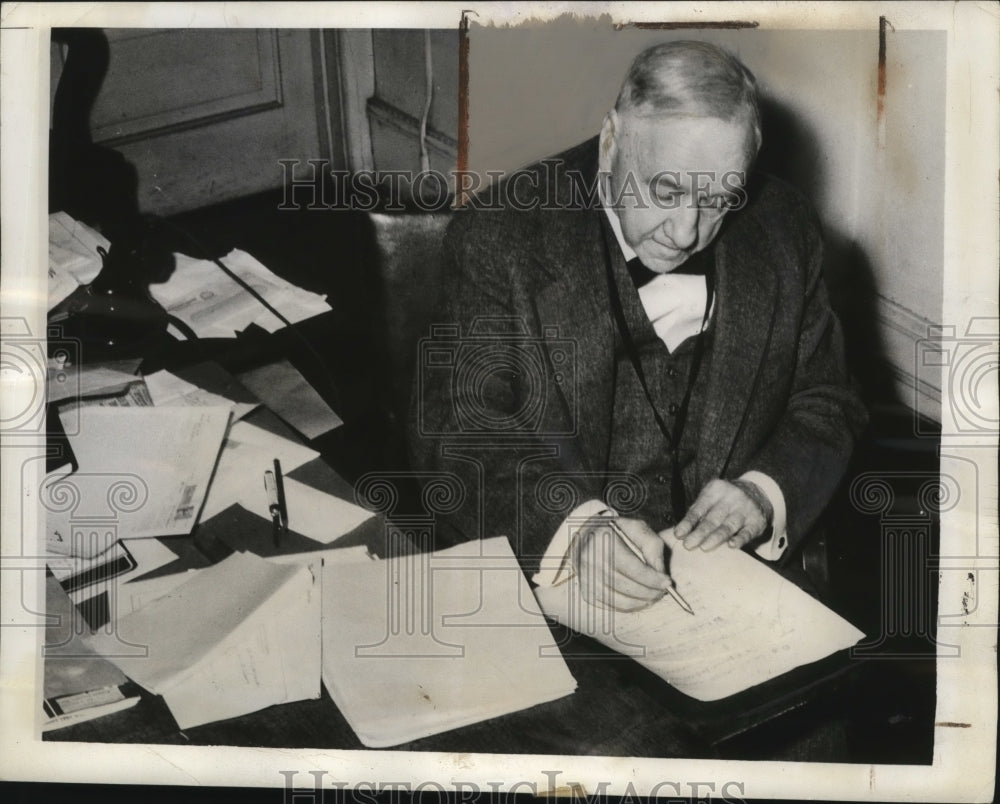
<box><xmin>626</xmin><ymin>250</ymin><xmax>710</xmax><ymax>288</ymax></box>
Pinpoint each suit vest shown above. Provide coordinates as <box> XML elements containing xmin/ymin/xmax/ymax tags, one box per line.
<box><xmin>605</xmin><ymin>237</ymin><xmax>716</xmax><ymax>530</ymax></box>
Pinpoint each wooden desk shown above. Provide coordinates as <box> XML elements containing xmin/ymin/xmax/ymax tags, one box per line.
<box><xmin>43</xmin><ymin>311</ymin><xmax>863</xmax><ymax>761</ymax></box>
<box><xmin>44</xmin><ymin>413</ymin><xmax>861</xmax><ymax>760</ymax></box>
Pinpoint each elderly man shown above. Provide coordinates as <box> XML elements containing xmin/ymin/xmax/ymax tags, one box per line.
<box><xmin>410</xmin><ymin>41</ymin><xmax>867</xmax><ymax>611</ymax></box>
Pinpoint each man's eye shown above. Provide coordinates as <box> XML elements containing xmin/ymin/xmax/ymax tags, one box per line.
<box><xmin>655</xmin><ymin>189</ymin><xmax>684</xmax><ymax>204</ymax></box>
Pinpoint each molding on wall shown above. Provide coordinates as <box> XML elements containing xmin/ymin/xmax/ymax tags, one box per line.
<box><xmin>337</xmin><ymin>29</ymin><xmax>376</xmax><ymax>173</ymax></box>
<box><xmin>876</xmin><ymin>293</ymin><xmax>942</xmax><ymax>422</ymax></box>
<box><xmin>92</xmin><ymin>30</ymin><xmax>282</xmax><ymax>147</ymax></box>
<box><xmin>366</xmin><ymin>96</ymin><xmax>459</xmax><ymax>159</ymax></box>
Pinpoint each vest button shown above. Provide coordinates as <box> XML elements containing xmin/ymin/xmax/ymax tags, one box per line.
<box><xmin>656</xmin><ymin>474</ymin><xmax>668</xmax><ymax>485</ymax></box>
<box><xmin>666</xmin><ymin>366</ymin><xmax>678</xmax><ymax>378</ymax></box>
<box><xmin>668</xmin><ymin>402</ymin><xmax>679</xmax><ymax>415</ymax></box>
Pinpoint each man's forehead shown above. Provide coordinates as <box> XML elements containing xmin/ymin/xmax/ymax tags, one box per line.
<box><xmin>620</xmin><ymin>112</ymin><xmax>752</xmax><ymax>178</ymax></box>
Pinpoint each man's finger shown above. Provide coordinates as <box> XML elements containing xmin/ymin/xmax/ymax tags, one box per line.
<box><xmin>727</xmin><ymin>526</ymin><xmax>756</xmax><ymax>549</ymax></box>
<box><xmin>674</xmin><ymin>479</ymin><xmax>730</xmax><ymax>537</ymax></box>
<box><xmin>680</xmin><ymin>502</ymin><xmax>728</xmax><ymax>548</ymax></box>
<box><xmin>617</xmin><ymin>519</ymin><xmax>668</xmax><ymax>575</ymax></box>
<box><xmin>591</xmin><ymin>585</ymin><xmax>659</xmax><ymax>613</ymax></box>
<box><xmin>608</xmin><ymin>537</ymin><xmax>672</xmax><ymax>593</ymax></box>
<box><xmin>610</xmin><ymin>569</ymin><xmax>667</xmax><ymax>602</ymax></box>
<box><xmin>576</xmin><ymin>529</ymin><xmax>668</xmax><ymax>608</ymax></box>
<box><xmin>698</xmin><ymin>521</ymin><xmax>738</xmax><ymax>551</ymax></box>
<box><xmin>695</xmin><ymin>512</ymin><xmax>744</xmax><ymax>551</ymax></box>
<box><xmin>673</xmin><ymin>503</ymin><xmax>703</xmax><ymax>538</ymax></box>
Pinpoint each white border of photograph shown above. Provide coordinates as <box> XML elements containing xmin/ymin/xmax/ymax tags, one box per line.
<box><xmin>1</xmin><ymin>2</ymin><xmax>997</xmax><ymax>801</ymax></box>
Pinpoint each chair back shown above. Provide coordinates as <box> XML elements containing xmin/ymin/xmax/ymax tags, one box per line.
<box><xmin>368</xmin><ymin>211</ymin><xmax>453</xmax><ymax>430</ymax></box>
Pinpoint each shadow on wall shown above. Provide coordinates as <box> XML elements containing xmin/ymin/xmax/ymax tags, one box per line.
<box><xmin>756</xmin><ymin>95</ymin><xmax>897</xmax><ymax>407</ymax></box>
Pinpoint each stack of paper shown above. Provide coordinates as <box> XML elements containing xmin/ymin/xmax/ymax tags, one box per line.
<box><xmin>148</xmin><ymin>249</ymin><xmax>330</xmax><ymax>339</ymax></box>
<box><xmin>322</xmin><ymin>536</ymin><xmax>577</xmax><ymax>747</ymax></box>
<box><xmin>532</xmin><ymin>529</ymin><xmax>865</xmax><ymax>701</ymax></box>
<box><xmin>46</xmin><ymin>406</ymin><xmax>231</xmax><ymax>556</ymax></box>
<box><xmin>83</xmin><ymin>551</ymin><xmax>320</xmax><ymax>730</ymax></box>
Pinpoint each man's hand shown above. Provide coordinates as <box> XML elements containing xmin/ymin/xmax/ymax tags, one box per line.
<box><xmin>570</xmin><ymin>515</ymin><xmax>673</xmax><ymax>611</ymax></box>
<box><xmin>673</xmin><ymin>478</ymin><xmax>773</xmax><ymax>551</ymax></box>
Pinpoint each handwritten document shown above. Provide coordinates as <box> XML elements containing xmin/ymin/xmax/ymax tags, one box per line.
<box><xmin>533</xmin><ymin>530</ymin><xmax>864</xmax><ymax>701</ymax></box>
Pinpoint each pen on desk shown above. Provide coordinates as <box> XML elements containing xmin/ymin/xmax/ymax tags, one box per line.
<box><xmin>264</xmin><ymin>467</ymin><xmax>283</xmax><ymax>547</ymax></box>
<box><xmin>606</xmin><ymin>518</ymin><xmax>695</xmax><ymax>615</ymax></box>
<box><xmin>273</xmin><ymin>458</ymin><xmax>288</xmax><ymax>541</ymax></box>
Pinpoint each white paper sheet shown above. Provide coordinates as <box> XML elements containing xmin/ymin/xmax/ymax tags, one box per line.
<box><xmin>238</xmin><ymin>360</ymin><xmax>342</xmax><ymax>438</ymax></box>
<box><xmin>237</xmin><ymin>477</ymin><xmax>374</xmax><ymax>544</ymax></box>
<box><xmin>147</xmin><ymin>249</ymin><xmax>329</xmax><ymax>338</ymax></box>
<box><xmin>265</xmin><ymin>544</ymin><xmax>375</xmax><ymax>566</ymax></box>
<box><xmin>48</xmin><ymin>535</ymin><xmax>179</xmax><ymax>607</ymax></box>
<box><xmin>47</xmin><ymin>406</ymin><xmax>231</xmax><ymax>553</ymax></box>
<box><xmin>144</xmin><ymin>369</ymin><xmax>257</xmax><ymax>420</ymax></box>
<box><xmin>84</xmin><ymin>552</ymin><xmax>320</xmax><ymax>730</ymax></box>
<box><xmin>199</xmin><ymin>421</ymin><xmax>319</xmax><ymax>521</ymax></box>
<box><xmin>322</xmin><ymin>536</ymin><xmax>577</xmax><ymax>747</ymax></box>
<box><xmin>48</xmin><ymin>212</ymin><xmax>108</xmax><ymax>309</ymax></box>
<box><xmin>116</xmin><ymin>569</ymin><xmax>202</xmax><ymax>618</ymax></box>
<box><xmin>532</xmin><ymin>529</ymin><xmax>865</xmax><ymax>701</ymax></box>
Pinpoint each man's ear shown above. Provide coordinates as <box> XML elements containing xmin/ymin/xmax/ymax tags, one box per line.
<box><xmin>600</xmin><ymin>110</ymin><xmax>618</xmax><ymax>161</ymax></box>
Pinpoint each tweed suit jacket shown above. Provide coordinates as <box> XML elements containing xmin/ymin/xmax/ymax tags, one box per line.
<box><xmin>409</xmin><ymin>137</ymin><xmax>868</xmax><ymax>575</ymax></box>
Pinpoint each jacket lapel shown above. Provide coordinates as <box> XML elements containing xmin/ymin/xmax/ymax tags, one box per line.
<box><xmin>697</xmin><ymin>216</ymin><xmax>779</xmax><ymax>481</ymax></box>
<box><xmin>534</xmin><ymin>208</ymin><xmax>616</xmax><ymax>474</ymax></box>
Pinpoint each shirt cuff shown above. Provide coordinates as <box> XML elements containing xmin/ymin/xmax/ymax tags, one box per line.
<box><xmin>740</xmin><ymin>470</ymin><xmax>788</xmax><ymax>561</ymax></box>
<box><xmin>531</xmin><ymin>498</ymin><xmax>614</xmax><ymax>587</ymax></box>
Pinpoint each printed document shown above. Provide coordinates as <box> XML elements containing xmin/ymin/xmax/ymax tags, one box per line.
<box><xmin>46</xmin><ymin>406</ymin><xmax>231</xmax><ymax>555</ymax></box>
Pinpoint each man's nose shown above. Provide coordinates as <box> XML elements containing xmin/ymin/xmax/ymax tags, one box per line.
<box><xmin>663</xmin><ymin>203</ymin><xmax>699</xmax><ymax>251</ymax></box>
